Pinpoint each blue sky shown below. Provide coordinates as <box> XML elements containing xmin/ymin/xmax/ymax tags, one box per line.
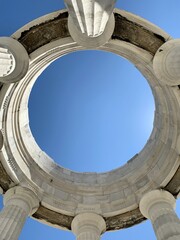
<box><xmin>0</xmin><ymin>0</ymin><xmax>180</xmax><ymax>239</ymax></box>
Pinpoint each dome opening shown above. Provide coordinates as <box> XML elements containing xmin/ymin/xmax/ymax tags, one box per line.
<box><xmin>29</xmin><ymin>50</ymin><xmax>155</xmax><ymax>173</ymax></box>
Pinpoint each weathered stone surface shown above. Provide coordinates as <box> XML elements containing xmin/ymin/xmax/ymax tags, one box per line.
<box><xmin>33</xmin><ymin>206</ymin><xmax>145</xmax><ymax>231</ymax></box>
<box><xmin>105</xmin><ymin>208</ymin><xmax>145</xmax><ymax>231</ymax></box>
<box><xmin>0</xmin><ymin>161</ymin><xmax>14</xmax><ymax>191</ymax></box>
<box><xmin>113</xmin><ymin>14</ymin><xmax>165</xmax><ymax>55</ymax></box>
<box><xmin>18</xmin><ymin>12</ymin><xmax>69</xmax><ymax>54</ymax></box>
<box><xmin>33</xmin><ymin>205</ymin><xmax>73</xmax><ymax>230</ymax></box>
<box><xmin>165</xmin><ymin>166</ymin><xmax>180</xmax><ymax>196</ymax></box>
<box><xmin>17</xmin><ymin>12</ymin><xmax>165</xmax><ymax>55</ymax></box>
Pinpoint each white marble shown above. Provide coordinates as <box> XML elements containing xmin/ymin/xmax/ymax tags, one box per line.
<box><xmin>0</xmin><ymin>37</ymin><xmax>29</xmax><ymax>83</ymax></box>
<box><xmin>140</xmin><ymin>190</ymin><xmax>180</xmax><ymax>240</ymax></box>
<box><xmin>64</xmin><ymin>0</ymin><xmax>116</xmax><ymax>37</ymax></box>
<box><xmin>153</xmin><ymin>39</ymin><xmax>180</xmax><ymax>86</ymax></box>
<box><xmin>0</xmin><ymin>47</ymin><xmax>15</xmax><ymax>77</ymax></box>
<box><xmin>72</xmin><ymin>213</ymin><xmax>106</xmax><ymax>240</ymax></box>
<box><xmin>0</xmin><ymin>186</ymin><xmax>39</xmax><ymax>240</ymax></box>
<box><xmin>65</xmin><ymin>0</ymin><xmax>116</xmax><ymax>47</ymax></box>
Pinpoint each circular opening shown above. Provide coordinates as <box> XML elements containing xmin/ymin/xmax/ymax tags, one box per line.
<box><xmin>29</xmin><ymin>50</ymin><xmax>155</xmax><ymax>173</ymax></box>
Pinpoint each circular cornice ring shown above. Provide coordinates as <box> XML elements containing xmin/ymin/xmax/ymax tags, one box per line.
<box><xmin>0</xmin><ymin>9</ymin><xmax>179</xmax><ymax>231</ymax></box>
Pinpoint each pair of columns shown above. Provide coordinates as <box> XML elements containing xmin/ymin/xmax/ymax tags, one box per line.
<box><xmin>72</xmin><ymin>190</ymin><xmax>180</xmax><ymax>240</ymax></box>
<box><xmin>0</xmin><ymin>187</ymin><xmax>179</xmax><ymax>240</ymax></box>
<box><xmin>0</xmin><ymin>185</ymin><xmax>106</xmax><ymax>240</ymax></box>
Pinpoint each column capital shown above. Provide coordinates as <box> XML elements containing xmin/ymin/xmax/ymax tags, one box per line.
<box><xmin>0</xmin><ymin>47</ymin><xmax>16</xmax><ymax>77</ymax></box>
<box><xmin>0</xmin><ymin>37</ymin><xmax>29</xmax><ymax>84</ymax></box>
<box><xmin>4</xmin><ymin>186</ymin><xmax>39</xmax><ymax>215</ymax></box>
<box><xmin>139</xmin><ymin>190</ymin><xmax>176</xmax><ymax>219</ymax></box>
<box><xmin>72</xmin><ymin>212</ymin><xmax>106</xmax><ymax>237</ymax></box>
<box><xmin>65</xmin><ymin>0</ymin><xmax>116</xmax><ymax>48</ymax></box>
<box><xmin>153</xmin><ymin>39</ymin><xmax>180</xmax><ymax>86</ymax></box>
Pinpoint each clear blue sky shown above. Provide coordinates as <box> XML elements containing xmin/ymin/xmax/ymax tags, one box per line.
<box><xmin>0</xmin><ymin>1</ymin><xmax>180</xmax><ymax>239</ymax></box>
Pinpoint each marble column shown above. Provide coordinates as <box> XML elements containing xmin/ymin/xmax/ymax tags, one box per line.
<box><xmin>0</xmin><ymin>186</ymin><xmax>39</xmax><ymax>240</ymax></box>
<box><xmin>65</xmin><ymin>0</ymin><xmax>116</xmax><ymax>48</ymax></box>
<box><xmin>153</xmin><ymin>39</ymin><xmax>180</xmax><ymax>86</ymax></box>
<box><xmin>139</xmin><ymin>190</ymin><xmax>180</xmax><ymax>240</ymax></box>
<box><xmin>71</xmin><ymin>213</ymin><xmax>106</xmax><ymax>240</ymax></box>
<box><xmin>0</xmin><ymin>46</ymin><xmax>16</xmax><ymax>78</ymax></box>
<box><xmin>0</xmin><ymin>37</ymin><xmax>29</xmax><ymax>83</ymax></box>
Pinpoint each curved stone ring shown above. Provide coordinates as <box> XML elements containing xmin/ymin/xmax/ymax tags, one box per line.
<box><xmin>0</xmin><ymin>8</ymin><xmax>179</xmax><ymax>240</ymax></box>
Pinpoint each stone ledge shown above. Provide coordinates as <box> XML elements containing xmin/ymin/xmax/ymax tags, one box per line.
<box><xmin>0</xmin><ymin>166</ymin><xmax>179</xmax><ymax>231</ymax></box>
<box><xmin>17</xmin><ymin>11</ymin><xmax>165</xmax><ymax>55</ymax></box>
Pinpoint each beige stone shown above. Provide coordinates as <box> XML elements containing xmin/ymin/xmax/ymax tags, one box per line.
<box><xmin>140</xmin><ymin>190</ymin><xmax>180</xmax><ymax>240</ymax></box>
<box><xmin>153</xmin><ymin>39</ymin><xmax>180</xmax><ymax>86</ymax></box>
<box><xmin>72</xmin><ymin>213</ymin><xmax>106</xmax><ymax>240</ymax></box>
<box><xmin>0</xmin><ymin>186</ymin><xmax>39</xmax><ymax>240</ymax></box>
<box><xmin>0</xmin><ymin>37</ymin><xmax>29</xmax><ymax>83</ymax></box>
<box><xmin>65</xmin><ymin>0</ymin><xmax>116</xmax><ymax>47</ymax></box>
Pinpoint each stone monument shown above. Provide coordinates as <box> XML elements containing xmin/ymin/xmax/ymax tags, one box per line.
<box><xmin>0</xmin><ymin>1</ymin><xmax>179</xmax><ymax>240</ymax></box>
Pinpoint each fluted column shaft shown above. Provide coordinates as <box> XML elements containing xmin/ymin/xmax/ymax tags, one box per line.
<box><xmin>71</xmin><ymin>213</ymin><xmax>106</xmax><ymax>240</ymax></box>
<box><xmin>0</xmin><ymin>37</ymin><xmax>29</xmax><ymax>83</ymax></box>
<box><xmin>0</xmin><ymin>186</ymin><xmax>39</xmax><ymax>240</ymax></box>
<box><xmin>65</xmin><ymin>0</ymin><xmax>116</xmax><ymax>48</ymax></box>
<box><xmin>140</xmin><ymin>190</ymin><xmax>180</xmax><ymax>240</ymax></box>
<box><xmin>0</xmin><ymin>46</ymin><xmax>15</xmax><ymax>77</ymax></box>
